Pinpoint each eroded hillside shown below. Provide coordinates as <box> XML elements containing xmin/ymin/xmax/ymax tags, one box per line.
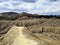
<box><xmin>0</xmin><ymin>12</ymin><xmax>60</xmax><ymax>45</ymax></box>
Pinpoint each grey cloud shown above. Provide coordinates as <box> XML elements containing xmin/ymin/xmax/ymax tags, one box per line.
<box><xmin>49</xmin><ymin>0</ymin><xmax>58</xmax><ymax>2</ymax></box>
<box><xmin>0</xmin><ymin>0</ymin><xmax>8</xmax><ymax>3</ymax></box>
<box><xmin>22</xmin><ymin>0</ymin><xmax>36</xmax><ymax>3</ymax></box>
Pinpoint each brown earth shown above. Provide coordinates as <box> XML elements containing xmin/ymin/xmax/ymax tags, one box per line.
<box><xmin>0</xmin><ymin>12</ymin><xmax>60</xmax><ymax>45</ymax></box>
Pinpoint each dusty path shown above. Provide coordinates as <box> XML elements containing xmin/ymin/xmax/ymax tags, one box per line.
<box><xmin>0</xmin><ymin>26</ymin><xmax>60</xmax><ymax>45</ymax></box>
<box><xmin>2</xmin><ymin>26</ymin><xmax>39</xmax><ymax>45</ymax></box>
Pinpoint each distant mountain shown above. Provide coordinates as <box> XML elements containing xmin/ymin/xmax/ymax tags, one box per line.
<box><xmin>0</xmin><ymin>12</ymin><xmax>60</xmax><ymax>20</ymax></box>
<box><xmin>1</xmin><ymin>12</ymin><xmax>18</xmax><ymax>15</ymax></box>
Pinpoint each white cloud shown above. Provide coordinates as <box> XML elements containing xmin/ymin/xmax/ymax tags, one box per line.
<box><xmin>27</xmin><ymin>0</ymin><xmax>60</xmax><ymax>14</ymax></box>
<box><xmin>0</xmin><ymin>10</ymin><xmax>10</xmax><ymax>13</ymax></box>
<box><xmin>0</xmin><ymin>2</ymin><xmax>15</xmax><ymax>9</ymax></box>
<box><xmin>17</xmin><ymin>3</ymin><xmax>35</xmax><ymax>11</ymax></box>
<box><xmin>0</xmin><ymin>0</ymin><xmax>60</xmax><ymax>14</ymax></box>
<box><xmin>45</xmin><ymin>1</ymin><xmax>60</xmax><ymax>12</ymax></box>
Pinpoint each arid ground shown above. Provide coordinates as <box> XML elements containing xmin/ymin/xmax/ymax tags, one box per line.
<box><xmin>0</xmin><ymin>12</ymin><xmax>60</xmax><ymax>45</ymax></box>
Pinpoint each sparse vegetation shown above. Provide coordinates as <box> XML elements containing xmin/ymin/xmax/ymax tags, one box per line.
<box><xmin>0</xmin><ymin>12</ymin><xmax>60</xmax><ymax>45</ymax></box>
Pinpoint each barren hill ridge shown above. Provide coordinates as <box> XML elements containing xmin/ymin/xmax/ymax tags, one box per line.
<box><xmin>0</xmin><ymin>12</ymin><xmax>60</xmax><ymax>45</ymax></box>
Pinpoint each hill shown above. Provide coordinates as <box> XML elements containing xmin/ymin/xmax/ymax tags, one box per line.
<box><xmin>0</xmin><ymin>12</ymin><xmax>60</xmax><ymax>45</ymax></box>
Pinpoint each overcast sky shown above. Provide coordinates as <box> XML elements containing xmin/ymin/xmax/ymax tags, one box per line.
<box><xmin>0</xmin><ymin>0</ymin><xmax>60</xmax><ymax>15</ymax></box>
